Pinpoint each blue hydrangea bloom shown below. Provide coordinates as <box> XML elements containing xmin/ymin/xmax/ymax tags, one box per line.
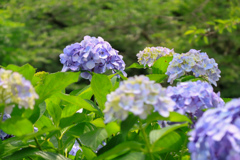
<box><xmin>69</xmin><ymin>140</ymin><xmax>81</xmax><ymax>156</ymax></box>
<box><xmin>166</xmin><ymin>49</ymin><xmax>221</xmax><ymax>86</ymax></box>
<box><xmin>60</xmin><ymin>36</ymin><xmax>126</xmax><ymax>80</ymax></box>
<box><xmin>0</xmin><ymin>113</ymin><xmax>12</xmax><ymax>140</ymax></box>
<box><xmin>188</xmin><ymin>98</ymin><xmax>240</xmax><ymax>160</ymax></box>
<box><xmin>104</xmin><ymin>75</ymin><xmax>175</xmax><ymax>123</ymax></box>
<box><xmin>0</xmin><ymin>68</ymin><xmax>39</xmax><ymax>114</ymax></box>
<box><xmin>137</xmin><ymin>46</ymin><xmax>175</xmax><ymax>67</ymax></box>
<box><xmin>167</xmin><ymin>80</ymin><xmax>224</xmax><ymax>124</ymax></box>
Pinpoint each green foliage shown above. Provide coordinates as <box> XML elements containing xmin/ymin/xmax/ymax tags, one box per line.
<box><xmin>80</xmin><ymin>128</ymin><xmax>108</xmax><ymax>151</ymax></box>
<box><xmin>0</xmin><ymin>63</ymin><xmax>194</xmax><ymax>160</ymax></box>
<box><xmin>91</xmin><ymin>74</ymin><xmax>112</xmax><ymax>110</ymax></box>
<box><xmin>1</xmin><ymin>117</ymin><xmax>33</xmax><ymax>136</ymax></box>
<box><xmin>149</xmin><ymin>123</ymin><xmax>188</xmax><ymax>144</ymax></box>
<box><xmin>1</xmin><ymin>0</ymin><xmax>240</xmax><ymax>97</ymax></box>
<box><xmin>152</xmin><ymin>56</ymin><xmax>173</xmax><ymax>74</ymax></box>
<box><xmin>1</xmin><ymin>0</ymin><xmax>240</xmax><ymax>159</ymax></box>
<box><xmin>5</xmin><ymin>64</ymin><xmax>36</xmax><ymax>81</ymax></box>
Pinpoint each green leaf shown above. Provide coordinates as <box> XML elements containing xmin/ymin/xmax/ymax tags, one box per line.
<box><xmin>179</xmin><ymin>75</ymin><xmax>196</xmax><ymax>82</ymax></box>
<box><xmin>151</xmin><ymin>56</ymin><xmax>173</xmax><ymax>74</ymax></box>
<box><xmin>46</xmin><ymin>97</ymin><xmax>62</xmax><ymax>126</ymax></box>
<box><xmin>28</xmin><ymin>101</ymin><xmax>46</xmax><ymax>124</ymax></box>
<box><xmin>111</xmin><ymin>76</ymin><xmax>120</xmax><ymax>91</ymax></box>
<box><xmin>61</xmin><ymin>104</ymin><xmax>80</xmax><ymax>118</ymax></box>
<box><xmin>1</xmin><ymin>117</ymin><xmax>33</xmax><ymax>137</ymax></box>
<box><xmin>4</xmin><ymin>148</ymin><xmax>70</xmax><ymax>160</ymax></box>
<box><xmin>181</xmin><ymin>155</ymin><xmax>191</xmax><ymax>160</ymax></box>
<box><xmin>91</xmin><ymin>118</ymin><xmax>105</xmax><ymax>128</ymax></box>
<box><xmin>56</xmin><ymin>93</ymin><xmax>97</xmax><ymax>112</ymax></box>
<box><xmin>149</xmin><ymin>123</ymin><xmax>188</xmax><ymax>144</ymax></box>
<box><xmin>0</xmin><ymin>127</ymin><xmax>59</xmax><ymax>148</ymax></box>
<box><xmin>35</xmin><ymin>151</ymin><xmax>70</xmax><ymax>160</ymax></box>
<box><xmin>91</xmin><ymin>74</ymin><xmax>112</xmax><ymax>110</ymax></box>
<box><xmin>203</xmin><ymin>36</ymin><xmax>209</xmax><ymax>44</ymax></box>
<box><xmin>127</xmin><ymin>63</ymin><xmax>145</xmax><ymax>69</ymax></box>
<box><xmin>105</xmin><ymin>122</ymin><xmax>120</xmax><ymax>136</ymax></box>
<box><xmin>70</xmin><ymin>85</ymin><xmax>93</xmax><ymax>100</ymax></box>
<box><xmin>35</xmin><ymin>115</ymin><xmax>53</xmax><ymax>129</ymax></box>
<box><xmin>84</xmin><ymin>99</ymin><xmax>104</xmax><ymax>117</ymax></box>
<box><xmin>2</xmin><ymin>147</ymin><xmax>38</xmax><ymax>160</ymax></box>
<box><xmin>222</xmin><ymin>98</ymin><xmax>232</xmax><ymax>103</ymax></box>
<box><xmin>121</xmin><ymin>114</ymin><xmax>138</xmax><ymax>138</ymax></box>
<box><xmin>153</xmin><ymin>131</ymin><xmax>183</xmax><ymax>153</ymax></box>
<box><xmin>184</xmin><ymin>30</ymin><xmax>195</xmax><ymax>35</ymax></box>
<box><xmin>95</xmin><ymin>141</ymin><xmax>143</xmax><ymax>160</ymax></box>
<box><xmin>23</xmin><ymin>126</ymin><xmax>60</xmax><ymax>141</ymax></box>
<box><xmin>117</xmin><ymin>71</ymin><xmax>128</xmax><ymax>80</ymax></box>
<box><xmin>78</xmin><ymin>87</ymin><xmax>93</xmax><ymax>99</ymax></box>
<box><xmin>146</xmin><ymin>112</ymin><xmax>192</xmax><ymax>124</ymax></box>
<box><xmin>59</xmin><ymin>113</ymin><xmax>86</xmax><ymax>129</ymax></box>
<box><xmin>97</xmin><ymin>134</ymin><xmax>124</xmax><ymax>155</ymax></box>
<box><xmin>5</xmin><ymin>64</ymin><xmax>36</xmax><ymax>81</ymax></box>
<box><xmin>146</xmin><ymin>74</ymin><xmax>167</xmax><ymax>83</ymax></box>
<box><xmin>115</xmin><ymin>152</ymin><xmax>145</xmax><ymax>160</ymax></box>
<box><xmin>34</xmin><ymin>72</ymin><xmax>79</xmax><ymax>105</ymax></box>
<box><xmin>82</xmin><ymin>146</ymin><xmax>97</xmax><ymax>160</ymax></box>
<box><xmin>80</xmin><ymin>128</ymin><xmax>108</xmax><ymax>150</ymax></box>
<box><xmin>66</xmin><ymin>122</ymin><xmax>96</xmax><ymax>137</ymax></box>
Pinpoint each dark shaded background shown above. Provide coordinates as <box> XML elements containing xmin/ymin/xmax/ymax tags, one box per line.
<box><xmin>0</xmin><ymin>0</ymin><xmax>240</xmax><ymax>97</ymax></box>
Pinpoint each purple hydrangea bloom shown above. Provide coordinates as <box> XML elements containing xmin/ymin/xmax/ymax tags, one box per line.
<box><xmin>166</xmin><ymin>49</ymin><xmax>221</xmax><ymax>86</ymax></box>
<box><xmin>137</xmin><ymin>46</ymin><xmax>175</xmax><ymax>67</ymax></box>
<box><xmin>0</xmin><ymin>68</ymin><xmax>39</xmax><ymax>114</ymax></box>
<box><xmin>69</xmin><ymin>140</ymin><xmax>82</xmax><ymax>156</ymax></box>
<box><xmin>60</xmin><ymin>36</ymin><xmax>126</xmax><ymax>80</ymax></box>
<box><xmin>188</xmin><ymin>98</ymin><xmax>240</xmax><ymax>160</ymax></box>
<box><xmin>167</xmin><ymin>80</ymin><xmax>224</xmax><ymax>124</ymax></box>
<box><xmin>0</xmin><ymin>113</ymin><xmax>12</xmax><ymax>140</ymax></box>
<box><xmin>104</xmin><ymin>75</ymin><xmax>175</xmax><ymax>123</ymax></box>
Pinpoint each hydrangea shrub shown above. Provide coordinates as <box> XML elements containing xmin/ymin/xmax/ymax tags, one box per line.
<box><xmin>0</xmin><ymin>36</ymin><xmax>237</xmax><ymax>160</ymax></box>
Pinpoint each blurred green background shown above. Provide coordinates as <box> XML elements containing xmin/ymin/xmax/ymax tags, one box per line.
<box><xmin>0</xmin><ymin>0</ymin><xmax>239</xmax><ymax>97</ymax></box>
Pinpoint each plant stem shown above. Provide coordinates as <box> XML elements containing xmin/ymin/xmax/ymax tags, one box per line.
<box><xmin>164</xmin><ymin>152</ymin><xmax>169</xmax><ymax>160</ymax></box>
<box><xmin>179</xmin><ymin>133</ymin><xmax>188</xmax><ymax>160</ymax></box>
<box><xmin>34</xmin><ymin>137</ymin><xmax>42</xmax><ymax>151</ymax></box>
<box><xmin>139</xmin><ymin>120</ymin><xmax>155</xmax><ymax>160</ymax></box>
<box><xmin>0</xmin><ymin>103</ymin><xmax>5</xmax><ymax>124</ymax></box>
<box><xmin>57</xmin><ymin>133</ymin><xmax>64</xmax><ymax>154</ymax></box>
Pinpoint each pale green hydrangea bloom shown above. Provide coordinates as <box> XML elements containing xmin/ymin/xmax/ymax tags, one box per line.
<box><xmin>137</xmin><ymin>47</ymin><xmax>175</xmax><ymax>67</ymax></box>
<box><xmin>104</xmin><ymin>75</ymin><xmax>175</xmax><ymax>123</ymax></box>
<box><xmin>0</xmin><ymin>68</ymin><xmax>38</xmax><ymax>114</ymax></box>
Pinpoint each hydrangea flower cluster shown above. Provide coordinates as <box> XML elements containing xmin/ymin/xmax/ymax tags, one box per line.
<box><xmin>137</xmin><ymin>47</ymin><xmax>175</xmax><ymax>67</ymax></box>
<box><xmin>188</xmin><ymin>98</ymin><xmax>240</xmax><ymax>160</ymax></box>
<box><xmin>60</xmin><ymin>36</ymin><xmax>126</xmax><ymax>80</ymax></box>
<box><xmin>69</xmin><ymin>140</ymin><xmax>81</xmax><ymax>156</ymax></box>
<box><xmin>104</xmin><ymin>75</ymin><xmax>175</xmax><ymax>123</ymax></box>
<box><xmin>0</xmin><ymin>113</ymin><xmax>12</xmax><ymax>140</ymax></box>
<box><xmin>167</xmin><ymin>80</ymin><xmax>224</xmax><ymax>123</ymax></box>
<box><xmin>0</xmin><ymin>68</ymin><xmax>38</xmax><ymax>114</ymax></box>
<box><xmin>166</xmin><ymin>49</ymin><xmax>221</xmax><ymax>86</ymax></box>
